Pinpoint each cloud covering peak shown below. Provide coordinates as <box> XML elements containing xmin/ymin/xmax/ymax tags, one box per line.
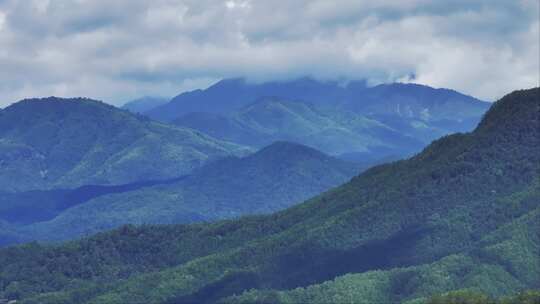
<box><xmin>0</xmin><ymin>0</ymin><xmax>538</xmax><ymax>106</ymax></box>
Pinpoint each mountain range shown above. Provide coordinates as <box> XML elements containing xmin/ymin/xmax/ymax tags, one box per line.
<box><xmin>146</xmin><ymin>77</ymin><xmax>350</xmax><ymax>121</ymax></box>
<box><xmin>121</xmin><ymin>96</ymin><xmax>169</xmax><ymax>114</ymax></box>
<box><xmin>0</xmin><ymin>80</ymin><xmax>488</xmax><ymax>193</ymax></box>
<box><xmin>0</xmin><ymin>80</ymin><xmax>491</xmax><ymax>247</ymax></box>
<box><xmin>0</xmin><ymin>88</ymin><xmax>537</xmax><ymax>303</ymax></box>
<box><xmin>149</xmin><ymin>78</ymin><xmax>490</xmax><ymax>160</ymax></box>
<box><xmin>0</xmin><ymin>141</ymin><xmax>360</xmax><ymax>245</ymax></box>
<box><xmin>172</xmin><ymin>97</ymin><xmax>424</xmax><ymax>156</ymax></box>
<box><xmin>146</xmin><ymin>78</ymin><xmax>489</xmax><ymax>123</ymax></box>
<box><xmin>0</xmin><ymin>97</ymin><xmax>248</xmax><ymax>192</ymax></box>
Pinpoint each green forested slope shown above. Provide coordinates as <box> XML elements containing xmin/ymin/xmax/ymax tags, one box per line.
<box><xmin>0</xmin><ymin>97</ymin><xmax>248</xmax><ymax>191</ymax></box>
<box><xmin>173</xmin><ymin>97</ymin><xmax>440</xmax><ymax>156</ymax></box>
<box><xmin>425</xmin><ymin>290</ymin><xmax>540</xmax><ymax>304</ymax></box>
<box><xmin>10</xmin><ymin>142</ymin><xmax>359</xmax><ymax>243</ymax></box>
<box><xmin>0</xmin><ymin>88</ymin><xmax>537</xmax><ymax>303</ymax></box>
<box><xmin>226</xmin><ymin>200</ymin><xmax>540</xmax><ymax>303</ymax></box>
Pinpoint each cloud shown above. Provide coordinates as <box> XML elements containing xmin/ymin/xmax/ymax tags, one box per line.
<box><xmin>0</xmin><ymin>10</ymin><xmax>5</xmax><ymax>31</ymax></box>
<box><xmin>0</xmin><ymin>0</ymin><xmax>538</xmax><ymax>107</ymax></box>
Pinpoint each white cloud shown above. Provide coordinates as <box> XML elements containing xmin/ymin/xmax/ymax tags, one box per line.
<box><xmin>0</xmin><ymin>0</ymin><xmax>538</xmax><ymax>107</ymax></box>
<box><xmin>0</xmin><ymin>11</ymin><xmax>5</xmax><ymax>31</ymax></box>
<box><xmin>225</xmin><ymin>0</ymin><xmax>250</xmax><ymax>10</ymax></box>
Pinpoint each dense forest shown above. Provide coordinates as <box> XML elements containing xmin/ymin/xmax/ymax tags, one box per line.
<box><xmin>0</xmin><ymin>88</ymin><xmax>537</xmax><ymax>303</ymax></box>
<box><xmin>425</xmin><ymin>290</ymin><xmax>540</xmax><ymax>304</ymax></box>
<box><xmin>0</xmin><ymin>141</ymin><xmax>361</xmax><ymax>246</ymax></box>
<box><xmin>0</xmin><ymin>97</ymin><xmax>248</xmax><ymax>192</ymax></box>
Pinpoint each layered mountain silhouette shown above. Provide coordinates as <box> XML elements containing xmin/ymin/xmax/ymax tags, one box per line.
<box><xmin>0</xmin><ymin>177</ymin><xmax>186</xmax><ymax>226</ymax></box>
<box><xmin>152</xmin><ymin>78</ymin><xmax>489</xmax><ymax>160</ymax></box>
<box><xmin>121</xmin><ymin>96</ymin><xmax>169</xmax><ymax>113</ymax></box>
<box><xmin>0</xmin><ymin>97</ymin><xmax>248</xmax><ymax>191</ymax></box>
<box><xmin>173</xmin><ymin>97</ymin><xmax>427</xmax><ymax>156</ymax></box>
<box><xmin>147</xmin><ymin>77</ymin><xmax>488</xmax><ymax>123</ymax></box>
<box><xmin>1</xmin><ymin>142</ymin><xmax>361</xmax><ymax>245</ymax></box>
<box><xmin>146</xmin><ymin>77</ymin><xmax>347</xmax><ymax>121</ymax></box>
<box><xmin>1</xmin><ymin>88</ymin><xmax>536</xmax><ymax>303</ymax></box>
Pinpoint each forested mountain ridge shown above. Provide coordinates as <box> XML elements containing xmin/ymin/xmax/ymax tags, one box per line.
<box><xmin>0</xmin><ymin>88</ymin><xmax>537</xmax><ymax>303</ymax></box>
<box><xmin>0</xmin><ymin>97</ymin><xmax>248</xmax><ymax>191</ymax></box>
<box><xmin>168</xmin><ymin>81</ymin><xmax>490</xmax><ymax>160</ymax></box>
<box><xmin>346</xmin><ymin>82</ymin><xmax>489</xmax><ymax>121</ymax></box>
<box><xmin>173</xmin><ymin>98</ymin><xmax>424</xmax><ymax>156</ymax></box>
<box><xmin>2</xmin><ymin>141</ymin><xmax>360</xmax><ymax>245</ymax></box>
<box><xmin>147</xmin><ymin>78</ymin><xmax>489</xmax><ymax>123</ymax></box>
<box><xmin>147</xmin><ymin>77</ymin><xmax>347</xmax><ymax>121</ymax></box>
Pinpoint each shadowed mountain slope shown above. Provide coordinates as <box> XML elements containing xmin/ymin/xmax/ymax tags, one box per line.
<box><xmin>3</xmin><ymin>142</ymin><xmax>360</xmax><ymax>245</ymax></box>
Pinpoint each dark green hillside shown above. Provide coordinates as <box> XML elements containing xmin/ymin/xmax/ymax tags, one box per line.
<box><xmin>0</xmin><ymin>88</ymin><xmax>537</xmax><ymax>303</ymax></box>
<box><xmin>0</xmin><ymin>97</ymin><xmax>248</xmax><ymax>191</ymax></box>
<box><xmin>425</xmin><ymin>290</ymin><xmax>540</xmax><ymax>304</ymax></box>
<box><xmin>0</xmin><ymin>177</ymin><xmax>186</xmax><ymax>226</ymax></box>
<box><xmin>13</xmin><ymin>142</ymin><xmax>360</xmax><ymax>243</ymax></box>
<box><xmin>0</xmin><ymin>190</ymin><xmax>71</xmax><ymax>226</ymax></box>
<box><xmin>226</xmin><ymin>199</ymin><xmax>540</xmax><ymax>303</ymax></box>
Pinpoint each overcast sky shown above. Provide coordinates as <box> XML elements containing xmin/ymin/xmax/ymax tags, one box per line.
<box><xmin>0</xmin><ymin>0</ymin><xmax>538</xmax><ymax>106</ymax></box>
